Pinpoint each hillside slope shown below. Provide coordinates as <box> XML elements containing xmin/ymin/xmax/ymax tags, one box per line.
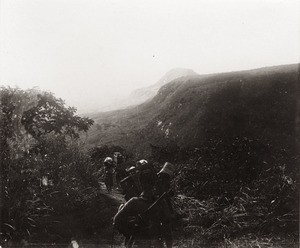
<box><xmin>87</xmin><ymin>64</ymin><xmax>299</xmax><ymax>159</ymax></box>
<box><xmin>89</xmin><ymin>68</ymin><xmax>198</xmax><ymax>113</ymax></box>
<box><xmin>126</xmin><ymin>68</ymin><xmax>197</xmax><ymax>106</ymax></box>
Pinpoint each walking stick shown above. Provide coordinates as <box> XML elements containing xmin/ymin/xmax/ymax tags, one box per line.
<box><xmin>111</xmin><ymin>221</ymin><xmax>115</xmax><ymax>248</ymax></box>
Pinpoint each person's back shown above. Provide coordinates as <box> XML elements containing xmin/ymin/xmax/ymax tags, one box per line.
<box><xmin>155</xmin><ymin>162</ymin><xmax>176</xmax><ymax>248</ymax></box>
<box><xmin>121</xmin><ymin>174</ymin><xmax>141</xmax><ymax>201</ymax></box>
<box><xmin>120</xmin><ymin>159</ymin><xmax>156</xmax><ymax>201</ymax></box>
<box><xmin>114</xmin><ymin>192</ymin><xmax>162</xmax><ymax>246</ymax></box>
<box><xmin>114</xmin><ymin>169</ymin><xmax>168</xmax><ymax>247</ymax></box>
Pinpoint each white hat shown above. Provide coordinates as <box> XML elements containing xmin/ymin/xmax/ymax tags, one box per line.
<box><xmin>126</xmin><ymin>166</ymin><xmax>136</xmax><ymax>173</ymax></box>
<box><xmin>136</xmin><ymin>159</ymin><xmax>148</xmax><ymax>170</ymax></box>
<box><xmin>104</xmin><ymin>157</ymin><xmax>113</xmax><ymax>164</ymax></box>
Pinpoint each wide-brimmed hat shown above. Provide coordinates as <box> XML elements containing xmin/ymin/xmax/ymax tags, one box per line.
<box><xmin>126</xmin><ymin>166</ymin><xmax>136</xmax><ymax>173</ymax></box>
<box><xmin>158</xmin><ymin>162</ymin><xmax>176</xmax><ymax>177</ymax></box>
<box><xmin>104</xmin><ymin>157</ymin><xmax>113</xmax><ymax>164</ymax></box>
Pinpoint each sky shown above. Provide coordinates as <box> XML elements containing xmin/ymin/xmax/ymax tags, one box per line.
<box><xmin>0</xmin><ymin>0</ymin><xmax>299</xmax><ymax>113</ymax></box>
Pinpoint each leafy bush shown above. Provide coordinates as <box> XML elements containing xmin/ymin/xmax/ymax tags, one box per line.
<box><xmin>0</xmin><ymin>87</ymin><xmax>103</xmax><ymax>242</ymax></box>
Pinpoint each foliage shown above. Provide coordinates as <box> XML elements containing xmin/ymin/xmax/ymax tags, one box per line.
<box><xmin>21</xmin><ymin>92</ymin><xmax>93</xmax><ymax>140</ymax></box>
<box><xmin>172</xmin><ymin>136</ymin><xmax>299</xmax><ymax>240</ymax></box>
<box><xmin>84</xmin><ymin>64</ymin><xmax>299</xmax><ymax>242</ymax></box>
<box><xmin>0</xmin><ymin>87</ymin><xmax>97</xmax><ymax>242</ymax></box>
<box><xmin>174</xmin><ymin>136</ymin><xmax>269</xmax><ymax>198</ymax></box>
<box><xmin>1</xmin><ymin>63</ymin><xmax>299</xmax><ymax>244</ymax></box>
<box><xmin>149</xmin><ymin>142</ymin><xmax>180</xmax><ymax>163</ymax></box>
<box><xmin>88</xmin><ymin>145</ymin><xmax>130</xmax><ymax>168</ymax></box>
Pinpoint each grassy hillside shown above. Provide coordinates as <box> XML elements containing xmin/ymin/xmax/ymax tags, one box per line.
<box><xmin>87</xmin><ymin>64</ymin><xmax>299</xmax><ymax>160</ymax></box>
<box><xmin>86</xmin><ymin>64</ymin><xmax>299</xmax><ymax>241</ymax></box>
<box><xmin>86</xmin><ymin>64</ymin><xmax>300</xmax><ymax>244</ymax></box>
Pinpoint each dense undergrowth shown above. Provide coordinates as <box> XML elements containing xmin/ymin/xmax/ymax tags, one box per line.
<box><xmin>0</xmin><ymin>87</ymin><xmax>119</xmax><ymax>245</ymax></box>
<box><xmin>172</xmin><ymin>137</ymin><xmax>299</xmax><ymax>242</ymax></box>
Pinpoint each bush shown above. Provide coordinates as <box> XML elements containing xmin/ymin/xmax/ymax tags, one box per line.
<box><xmin>0</xmin><ymin>87</ymin><xmax>101</xmax><ymax>242</ymax></box>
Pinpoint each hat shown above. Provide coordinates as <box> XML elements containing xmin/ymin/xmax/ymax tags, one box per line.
<box><xmin>126</xmin><ymin>166</ymin><xmax>136</xmax><ymax>173</ymax></box>
<box><xmin>104</xmin><ymin>157</ymin><xmax>113</xmax><ymax>164</ymax></box>
<box><xmin>136</xmin><ymin>159</ymin><xmax>148</xmax><ymax>170</ymax></box>
<box><xmin>158</xmin><ymin>162</ymin><xmax>176</xmax><ymax>177</ymax></box>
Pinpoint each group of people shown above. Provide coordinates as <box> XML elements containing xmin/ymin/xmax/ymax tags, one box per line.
<box><xmin>102</xmin><ymin>156</ymin><xmax>176</xmax><ymax>248</ymax></box>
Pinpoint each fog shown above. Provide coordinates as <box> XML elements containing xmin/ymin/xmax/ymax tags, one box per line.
<box><xmin>0</xmin><ymin>0</ymin><xmax>299</xmax><ymax>113</ymax></box>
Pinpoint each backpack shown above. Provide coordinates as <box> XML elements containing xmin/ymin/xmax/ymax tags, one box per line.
<box><xmin>114</xmin><ymin>208</ymin><xmax>150</xmax><ymax>237</ymax></box>
<box><xmin>114</xmin><ymin>191</ymin><xmax>170</xmax><ymax>237</ymax></box>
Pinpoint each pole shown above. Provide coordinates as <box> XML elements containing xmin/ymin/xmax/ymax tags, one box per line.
<box><xmin>111</xmin><ymin>222</ymin><xmax>115</xmax><ymax>248</ymax></box>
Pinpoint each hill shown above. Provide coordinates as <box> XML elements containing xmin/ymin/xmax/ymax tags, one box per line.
<box><xmin>88</xmin><ymin>68</ymin><xmax>198</xmax><ymax>113</ymax></box>
<box><xmin>125</xmin><ymin>68</ymin><xmax>198</xmax><ymax>106</ymax></box>
<box><xmin>87</xmin><ymin>63</ymin><xmax>299</xmax><ymax>160</ymax></box>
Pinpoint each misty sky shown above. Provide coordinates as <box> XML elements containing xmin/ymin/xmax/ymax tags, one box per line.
<box><xmin>0</xmin><ymin>0</ymin><xmax>299</xmax><ymax>113</ymax></box>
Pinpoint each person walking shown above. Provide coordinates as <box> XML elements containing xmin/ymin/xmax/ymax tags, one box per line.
<box><xmin>120</xmin><ymin>166</ymin><xmax>141</xmax><ymax>201</ymax></box>
<box><xmin>155</xmin><ymin>162</ymin><xmax>177</xmax><ymax>248</ymax></box>
<box><xmin>120</xmin><ymin>159</ymin><xmax>155</xmax><ymax>201</ymax></box>
<box><xmin>114</xmin><ymin>169</ymin><xmax>172</xmax><ymax>247</ymax></box>
<box><xmin>103</xmin><ymin>157</ymin><xmax>114</xmax><ymax>193</ymax></box>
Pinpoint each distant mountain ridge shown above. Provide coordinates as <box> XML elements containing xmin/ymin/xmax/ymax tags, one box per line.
<box><xmin>126</xmin><ymin>68</ymin><xmax>197</xmax><ymax>105</ymax></box>
<box><xmin>89</xmin><ymin>68</ymin><xmax>198</xmax><ymax>113</ymax></box>
<box><xmin>87</xmin><ymin>64</ymin><xmax>299</xmax><ymax>159</ymax></box>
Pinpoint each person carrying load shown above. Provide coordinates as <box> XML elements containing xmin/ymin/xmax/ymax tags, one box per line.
<box><xmin>120</xmin><ymin>159</ymin><xmax>156</xmax><ymax>201</ymax></box>
<box><xmin>103</xmin><ymin>157</ymin><xmax>114</xmax><ymax>193</ymax></box>
<box><xmin>156</xmin><ymin>162</ymin><xmax>176</xmax><ymax>215</ymax></box>
<box><xmin>113</xmin><ymin>168</ymin><xmax>173</xmax><ymax>247</ymax></box>
<box><xmin>120</xmin><ymin>166</ymin><xmax>141</xmax><ymax>201</ymax></box>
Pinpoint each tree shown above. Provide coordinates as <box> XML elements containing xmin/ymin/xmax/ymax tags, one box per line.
<box><xmin>21</xmin><ymin>92</ymin><xmax>93</xmax><ymax>140</ymax></box>
<box><xmin>0</xmin><ymin>87</ymin><xmax>94</xmax><ymax>241</ymax></box>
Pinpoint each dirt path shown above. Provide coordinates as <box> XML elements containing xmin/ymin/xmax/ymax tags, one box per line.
<box><xmin>99</xmin><ymin>182</ymin><xmax>125</xmax><ymax>204</ymax></box>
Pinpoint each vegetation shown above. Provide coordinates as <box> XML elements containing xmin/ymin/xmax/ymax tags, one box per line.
<box><xmin>0</xmin><ymin>64</ymin><xmax>299</xmax><ymax>246</ymax></box>
<box><xmin>86</xmin><ymin>64</ymin><xmax>299</xmax><ymax>245</ymax></box>
<box><xmin>173</xmin><ymin>137</ymin><xmax>298</xmax><ymax>241</ymax></box>
<box><xmin>87</xmin><ymin>64</ymin><xmax>299</xmax><ymax>155</ymax></box>
<box><xmin>0</xmin><ymin>87</ymin><xmax>120</xmax><ymax>244</ymax></box>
